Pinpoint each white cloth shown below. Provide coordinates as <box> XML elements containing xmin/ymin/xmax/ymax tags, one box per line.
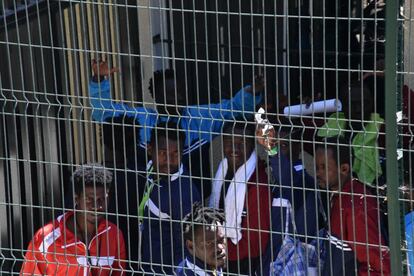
<box><xmin>209</xmin><ymin>151</ymin><xmax>257</xmax><ymax>244</ymax></box>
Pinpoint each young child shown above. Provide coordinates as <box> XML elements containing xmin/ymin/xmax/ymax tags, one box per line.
<box><xmin>315</xmin><ymin>139</ymin><xmax>390</xmax><ymax>275</ymax></box>
<box><xmin>139</xmin><ymin>121</ymin><xmax>201</xmax><ymax>275</ymax></box>
<box><xmin>20</xmin><ymin>164</ymin><xmax>126</xmax><ymax>276</ymax></box>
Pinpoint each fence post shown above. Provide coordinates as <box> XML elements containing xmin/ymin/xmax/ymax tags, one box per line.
<box><xmin>385</xmin><ymin>0</ymin><xmax>402</xmax><ymax>275</ymax></box>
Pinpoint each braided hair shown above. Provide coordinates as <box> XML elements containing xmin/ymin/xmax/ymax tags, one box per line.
<box><xmin>182</xmin><ymin>202</ymin><xmax>225</xmax><ymax>242</ymax></box>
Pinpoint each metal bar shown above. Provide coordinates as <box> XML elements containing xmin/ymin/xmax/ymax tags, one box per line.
<box><xmin>385</xmin><ymin>0</ymin><xmax>403</xmax><ymax>274</ymax></box>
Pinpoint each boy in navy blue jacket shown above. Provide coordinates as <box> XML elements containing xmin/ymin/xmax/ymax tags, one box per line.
<box><xmin>139</xmin><ymin>121</ymin><xmax>201</xmax><ymax>275</ymax></box>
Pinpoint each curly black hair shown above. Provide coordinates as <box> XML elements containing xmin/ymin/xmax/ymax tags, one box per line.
<box><xmin>72</xmin><ymin>163</ymin><xmax>113</xmax><ymax>196</ymax></box>
<box><xmin>182</xmin><ymin>202</ymin><xmax>225</xmax><ymax>242</ymax></box>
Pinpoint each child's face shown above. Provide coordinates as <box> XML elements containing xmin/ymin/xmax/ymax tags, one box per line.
<box><xmin>150</xmin><ymin>137</ymin><xmax>182</xmax><ymax>176</ymax></box>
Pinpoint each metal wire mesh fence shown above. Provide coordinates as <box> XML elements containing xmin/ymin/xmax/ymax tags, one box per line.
<box><xmin>0</xmin><ymin>0</ymin><xmax>410</xmax><ymax>275</ymax></box>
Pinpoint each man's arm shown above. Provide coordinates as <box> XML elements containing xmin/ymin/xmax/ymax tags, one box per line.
<box><xmin>88</xmin><ymin>60</ymin><xmax>155</xmax><ymax>132</ymax></box>
<box><xmin>183</xmin><ymin>77</ymin><xmax>264</xmax><ymax>143</ymax></box>
<box><xmin>88</xmin><ymin>60</ymin><xmax>158</xmax><ymax>144</ymax></box>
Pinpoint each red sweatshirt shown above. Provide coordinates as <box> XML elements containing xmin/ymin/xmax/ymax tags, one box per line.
<box><xmin>330</xmin><ymin>179</ymin><xmax>390</xmax><ymax>276</ymax></box>
<box><xmin>227</xmin><ymin>161</ymin><xmax>271</xmax><ymax>261</ymax></box>
<box><xmin>20</xmin><ymin>211</ymin><xmax>126</xmax><ymax>276</ymax></box>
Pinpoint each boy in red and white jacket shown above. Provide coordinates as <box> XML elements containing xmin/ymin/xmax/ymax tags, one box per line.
<box><xmin>315</xmin><ymin>141</ymin><xmax>390</xmax><ymax>275</ymax></box>
<box><xmin>21</xmin><ymin>164</ymin><xmax>126</xmax><ymax>276</ymax></box>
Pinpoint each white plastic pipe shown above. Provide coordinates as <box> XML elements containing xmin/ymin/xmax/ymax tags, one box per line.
<box><xmin>283</xmin><ymin>99</ymin><xmax>342</xmax><ymax>116</ymax></box>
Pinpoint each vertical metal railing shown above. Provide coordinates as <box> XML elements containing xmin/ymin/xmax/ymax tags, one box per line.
<box><xmin>385</xmin><ymin>0</ymin><xmax>402</xmax><ymax>274</ymax></box>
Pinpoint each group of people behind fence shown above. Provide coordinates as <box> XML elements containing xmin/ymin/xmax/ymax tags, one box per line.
<box><xmin>20</xmin><ymin>60</ymin><xmax>397</xmax><ymax>275</ymax></box>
